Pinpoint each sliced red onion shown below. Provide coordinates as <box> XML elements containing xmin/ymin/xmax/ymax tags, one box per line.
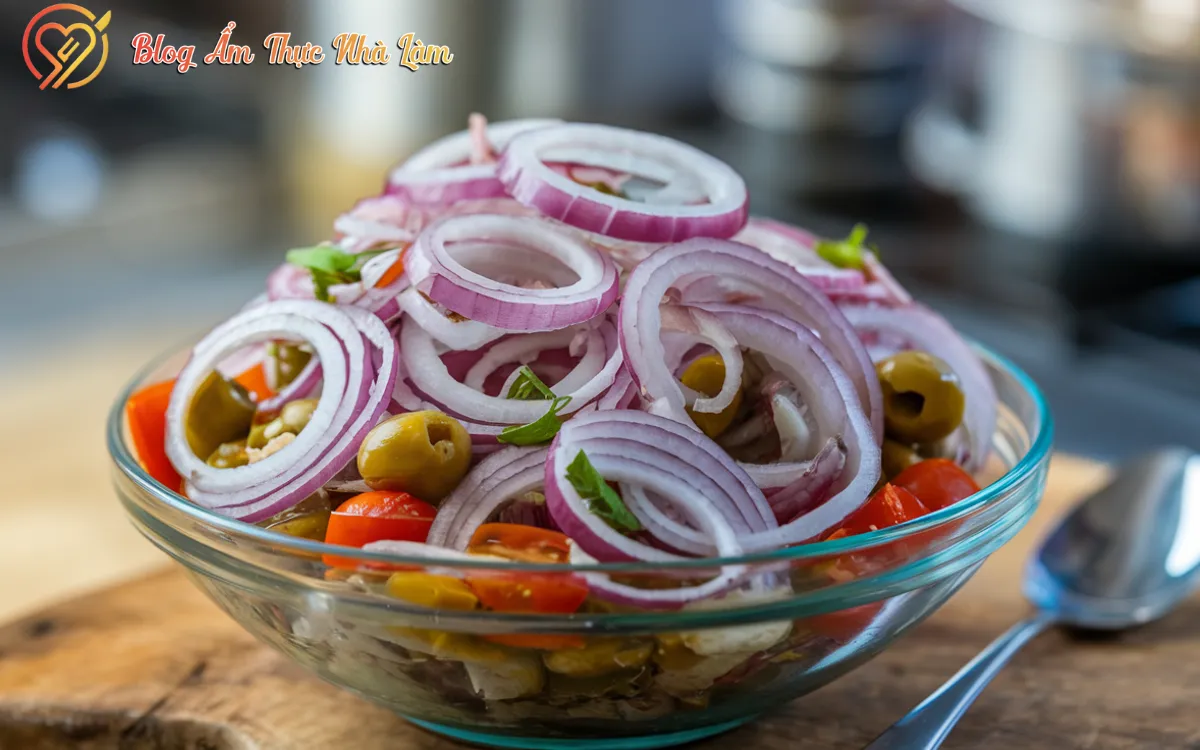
<box><xmin>397</xmin><ymin>287</ymin><xmax>508</xmax><ymax>350</ymax></box>
<box><xmin>546</xmin><ymin>411</ymin><xmax>772</xmax><ymax>608</ymax></box>
<box><xmin>463</xmin><ymin>328</ymin><xmax>605</xmax><ymax>394</ymax></box>
<box><xmin>428</xmin><ymin>446</ymin><xmax>548</xmax><ymax>549</ymax></box>
<box><xmin>407</xmin><ymin>214</ymin><xmax>619</xmax><ymax>331</ymax></box>
<box><xmin>255</xmin><ymin>356</ymin><xmax>323</xmax><ymax>414</ymax></box>
<box><xmin>386</xmin><ymin>118</ymin><xmax>560</xmax><ymax>205</ymax></box>
<box><xmin>692</xmin><ymin>304</ymin><xmax>879</xmax><ymax>546</ymax></box>
<box><xmin>862</xmin><ymin>251</ymin><xmax>912</xmax><ymax>306</ymax></box>
<box><xmin>656</xmin><ymin>305</ymin><xmax>743</xmax><ymax>416</ymax></box>
<box><xmin>546</xmin><ymin>411</ymin><xmax>774</xmax><ymax>560</ymax></box>
<box><xmin>498</xmin><ymin>123</ymin><xmax>749</xmax><ymax>242</ymax></box>
<box><xmin>168</xmin><ymin>302</ymin><xmax>397</xmax><ymax>522</ymax></box>
<box><xmin>401</xmin><ymin>316</ymin><xmax>623</xmax><ymax>425</ymax></box>
<box><xmin>621</xmin><ymin>238</ymin><xmax>883</xmax><ymax>442</ymax></box>
<box><xmin>762</xmin><ymin>437</ymin><xmax>847</xmax><ymax>525</ymax></box>
<box><xmin>334</xmin><ymin>195</ymin><xmax>431</xmax><ymax>253</ymax></box>
<box><xmin>733</xmin><ymin>218</ymin><xmax>865</xmax><ymax>293</ymax></box>
<box><xmin>839</xmin><ymin>303</ymin><xmax>996</xmax><ymax>472</ymax></box>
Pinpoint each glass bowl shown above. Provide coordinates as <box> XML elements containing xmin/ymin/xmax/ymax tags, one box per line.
<box><xmin>108</xmin><ymin>344</ymin><xmax>1052</xmax><ymax>750</ymax></box>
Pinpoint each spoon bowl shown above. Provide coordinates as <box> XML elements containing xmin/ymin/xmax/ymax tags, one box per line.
<box><xmin>1025</xmin><ymin>448</ymin><xmax>1200</xmax><ymax>629</ymax></box>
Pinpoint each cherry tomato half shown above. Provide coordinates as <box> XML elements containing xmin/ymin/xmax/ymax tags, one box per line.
<box><xmin>468</xmin><ymin>523</ymin><xmax>571</xmax><ymax>563</ymax></box>
<box><xmin>464</xmin><ymin>523</ymin><xmax>588</xmax><ymax>619</ymax></box>
<box><xmin>467</xmin><ymin>572</ymin><xmax>589</xmax><ymax>615</ymax></box>
<box><xmin>836</xmin><ymin>483</ymin><xmax>931</xmax><ymax>537</ymax></box>
<box><xmin>892</xmin><ymin>458</ymin><xmax>980</xmax><ymax>512</ymax></box>
<box><xmin>323</xmin><ymin>491</ymin><xmax>436</xmax><ymax>569</ymax></box>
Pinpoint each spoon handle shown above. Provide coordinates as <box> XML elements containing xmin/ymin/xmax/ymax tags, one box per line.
<box><xmin>864</xmin><ymin>612</ymin><xmax>1056</xmax><ymax>750</ymax></box>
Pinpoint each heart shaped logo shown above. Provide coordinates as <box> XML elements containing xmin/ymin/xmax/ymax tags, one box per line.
<box><xmin>22</xmin><ymin>5</ymin><xmax>110</xmax><ymax>90</ymax></box>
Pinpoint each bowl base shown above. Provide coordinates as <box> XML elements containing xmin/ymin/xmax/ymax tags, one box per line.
<box><xmin>405</xmin><ymin>716</ymin><xmax>756</xmax><ymax>750</ymax></box>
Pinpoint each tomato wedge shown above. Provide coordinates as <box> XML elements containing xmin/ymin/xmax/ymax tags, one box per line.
<box><xmin>810</xmin><ymin>484</ymin><xmax>932</xmax><ymax>641</ymax></box>
<box><xmin>891</xmin><ymin>458</ymin><xmax>980</xmax><ymax>512</ymax></box>
<box><xmin>464</xmin><ymin>522</ymin><xmax>588</xmax><ymax>639</ymax></box>
<box><xmin>468</xmin><ymin>572</ymin><xmax>589</xmax><ymax>615</ymax></box>
<box><xmin>125</xmin><ymin>379</ymin><xmax>182</xmax><ymax>492</ymax></box>
<box><xmin>835</xmin><ymin>483</ymin><xmax>930</xmax><ymax>537</ymax></box>
<box><xmin>323</xmin><ymin>491</ymin><xmax>436</xmax><ymax>569</ymax></box>
<box><xmin>468</xmin><ymin>523</ymin><xmax>572</xmax><ymax>563</ymax></box>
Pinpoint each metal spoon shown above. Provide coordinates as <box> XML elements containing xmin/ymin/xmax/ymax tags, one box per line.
<box><xmin>866</xmin><ymin>447</ymin><xmax>1200</xmax><ymax>750</ymax></box>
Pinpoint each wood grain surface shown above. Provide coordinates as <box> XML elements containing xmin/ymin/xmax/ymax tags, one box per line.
<box><xmin>3</xmin><ymin>455</ymin><xmax>1188</xmax><ymax>750</ymax></box>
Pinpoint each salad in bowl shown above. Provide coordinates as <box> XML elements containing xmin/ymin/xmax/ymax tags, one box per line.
<box><xmin>112</xmin><ymin>114</ymin><xmax>1051</xmax><ymax>748</ymax></box>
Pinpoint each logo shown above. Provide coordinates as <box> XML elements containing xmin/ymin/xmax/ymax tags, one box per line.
<box><xmin>23</xmin><ymin>4</ymin><xmax>110</xmax><ymax>90</ymax></box>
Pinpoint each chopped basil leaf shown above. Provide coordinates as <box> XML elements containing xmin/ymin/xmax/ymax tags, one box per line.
<box><xmin>284</xmin><ymin>246</ymin><xmax>390</xmax><ymax>303</ymax></box>
<box><xmin>507</xmin><ymin>366</ymin><xmax>555</xmax><ymax>401</ymax></box>
<box><xmin>497</xmin><ymin>396</ymin><xmax>572</xmax><ymax>446</ymax></box>
<box><xmin>815</xmin><ymin>223</ymin><xmax>871</xmax><ymax>270</ymax></box>
<box><xmin>564</xmin><ymin>449</ymin><xmax>642</xmax><ymax>533</ymax></box>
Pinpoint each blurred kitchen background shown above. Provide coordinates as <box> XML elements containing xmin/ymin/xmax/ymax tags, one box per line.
<box><xmin>2</xmin><ymin>0</ymin><xmax>1198</xmax><ymax>465</ymax></box>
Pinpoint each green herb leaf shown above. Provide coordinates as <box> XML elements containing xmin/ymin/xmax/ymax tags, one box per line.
<box><xmin>814</xmin><ymin>223</ymin><xmax>871</xmax><ymax>270</ymax></box>
<box><xmin>564</xmin><ymin>449</ymin><xmax>642</xmax><ymax>533</ymax></box>
<box><xmin>497</xmin><ymin>396</ymin><xmax>572</xmax><ymax>446</ymax></box>
<box><xmin>506</xmin><ymin>366</ymin><xmax>555</xmax><ymax>401</ymax></box>
<box><xmin>286</xmin><ymin>245</ymin><xmax>358</xmax><ymax>275</ymax></box>
<box><xmin>286</xmin><ymin>245</ymin><xmax>379</xmax><ymax>303</ymax></box>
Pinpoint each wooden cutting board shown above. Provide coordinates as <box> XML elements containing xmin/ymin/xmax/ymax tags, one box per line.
<box><xmin>2</xmin><ymin>456</ymin><xmax>1196</xmax><ymax>750</ymax></box>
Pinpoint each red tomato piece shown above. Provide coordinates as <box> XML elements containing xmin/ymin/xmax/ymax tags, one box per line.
<box><xmin>323</xmin><ymin>491</ymin><xmax>436</xmax><ymax>569</ymax></box>
<box><xmin>125</xmin><ymin>379</ymin><xmax>183</xmax><ymax>492</ymax></box>
<box><xmin>468</xmin><ymin>523</ymin><xmax>572</xmax><ymax>563</ymax></box>
<box><xmin>837</xmin><ymin>483</ymin><xmax>931</xmax><ymax>537</ymax></box>
<box><xmin>891</xmin><ymin>458</ymin><xmax>981</xmax><ymax>511</ymax></box>
<box><xmin>466</xmin><ymin>572</ymin><xmax>589</xmax><ymax>615</ymax></box>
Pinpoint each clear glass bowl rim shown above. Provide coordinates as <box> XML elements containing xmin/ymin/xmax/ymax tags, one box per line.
<box><xmin>107</xmin><ymin>340</ymin><xmax>1053</xmax><ymax>574</ymax></box>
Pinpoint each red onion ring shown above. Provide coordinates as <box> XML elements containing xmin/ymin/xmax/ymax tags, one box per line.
<box><xmin>386</xmin><ymin>118</ymin><xmax>560</xmax><ymax>206</ymax></box>
<box><xmin>839</xmin><ymin>303</ymin><xmax>996</xmax><ymax>472</ymax></box>
<box><xmin>689</xmin><ymin>304</ymin><xmax>879</xmax><ymax>546</ymax></box>
<box><xmin>428</xmin><ymin>446</ymin><xmax>548</xmax><ymax>549</ymax></box>
<box><xmin>498</xmin><ymin>123</ymin><xmax>749</xmax><ymax>242</ymax></box>
<box><xmin>407</xmin><ymin>214</ymin><xmax>619</xmax><ymax>331</ymax></box>
<box><xmin>168</xmin><ymin>302</ymin><xmax>397</xmax><ymax>522</ymax></box>
<box><xmin>733</xmin><ymin>218</ymin><xmax>866</xmax><ymax>293</ymax></box>
<box><xmin>620</xmin><ymin>237</ymin><xmax>883</xmax><ymax>442</ymax></box>
<box><xmin>334</xmin><ymin>195</ymin><xmax>431</xmax><ymax>253</ymax></box>
<box><xmin>400</xmin><ymin>316</ymin><xmax>623</xmax><ymax>425</ymax></box>
<box><xmin>546</xmin><ymin>411</ymin><xmax>775</xmax><ymax>608</ymax></box>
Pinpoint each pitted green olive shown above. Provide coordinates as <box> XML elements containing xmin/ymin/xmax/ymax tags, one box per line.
<box><xmin>881</xmin><ymin>438</ymin><xmax>922</xmax><ymax>479</ymax></box>
<box><xmin>356</xmin><ymin>410</ymin><xmax>472</xmax><ymax>503</ymax></box>
<box><xmin>186</xmin><ymin>371</ymin><xmax>256</xmax><ymax>460</ymax></box>
<box><xmin>876</xmin><ymin>351</ymin><xmax>965</xmax><ymax>444</ymax></box>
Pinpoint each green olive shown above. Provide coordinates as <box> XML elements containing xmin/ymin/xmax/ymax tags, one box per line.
<box><xmin>356</xmin><ymin>410</ymin><xmax>472</xmax><ymax>503</ymax></box>
<box><xmin>258</xmin><ymin>491</ymin><xmax>332</xmax><ymax>540</ymax></box>
<box><xmin>207</xmin><ymin>440</ymin><xmax>249</xmax><ymax>469</ymax></box>
<box><xmin>280</xmin><ymin>398</ymin><xmax>319</xmax><ymax>434</ymax></box>
<box><xmin>680</xmin><ymin>354</ymin><xmax>744</xmax><ymax>438</ymax></box>
<box><xmin>267</xmin><ymin>342</ymin><xmax>312</xmax><ymax>390</ymax></box>
<box><xmin>881</xmin><ymin>438</ymin><xmax>921</xmax><ymax>479</ymax></box>
<box><xmin>248</xmin><ymin>417</ymin><xmax>286</xmax><ymax>449</ymax></box>
<box><xmin>186</xmin><ymin>371</ymin><xmax>256</xmax><ymax>460</ymax></box>
<box><xmin>876</xmin><ymin>351</ymin><xmax>965</xmax><ymax>444</ymax></box>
